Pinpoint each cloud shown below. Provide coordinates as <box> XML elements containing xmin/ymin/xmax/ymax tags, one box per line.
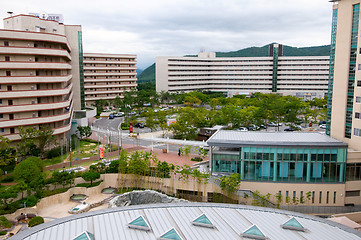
<box><xmin>0</xmin><ymin>0</ymin><xmax>333</xmax><ymax>68</ymax></box>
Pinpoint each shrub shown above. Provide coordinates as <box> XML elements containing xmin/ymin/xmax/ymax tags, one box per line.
<box><xmin>0</xmin><ymin>175</ymin><xmax>14</xmax><ymax>183</ymax></box>
<box><xmin>24</xmin><ymin>196</ymin><xmax>39</xmax><ymax>207</ymax></box>
<box><xmin>0</xmin><ymin>216</ymin><xmax>12</xmax><ymax>228</ymax></box>
<box><xmin>0</xmin><ymin>231</ymin><xmax>6</xmax><ymax>235</ymax></box>
<box><xmin>191</xmin><ymin>157</ymin><xmax>203</xmax><ymax>162</ymax></box>
<box><xmin>46</xmin><ymin>146</ymin><xmax>65</xmax><ymax>159</ymax></box>
<box><xmin>28</xmin><ymin>216</ymin><xmax>44</xmax><ymax>227</ymax></box>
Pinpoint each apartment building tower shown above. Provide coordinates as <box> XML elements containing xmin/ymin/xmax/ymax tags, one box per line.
<box><xmin>156</xmin><ymin>44</ymin><xmax>330</xmax><ymax>99</ymax></box>
<box><xmin>0</xmin><ymin>14</ymin><xmax>84</xmax><ymax>142</ymax></box>
<box><xmin>83</xmin><ymin>53</ymin><xmax>137</xmax><ymax>105</ymax></box>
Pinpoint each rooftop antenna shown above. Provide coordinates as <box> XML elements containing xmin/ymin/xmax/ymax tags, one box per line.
<box><xmin>7</xmin><ymin>11</ymin><xmax>13</xmax><ymax>17</ymax></box>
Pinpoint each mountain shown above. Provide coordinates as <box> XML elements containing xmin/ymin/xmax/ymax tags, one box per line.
<box><xmin>137</xmin><ymin>44</ymin><xmax>331</xmax><ymax>85</ymax></box>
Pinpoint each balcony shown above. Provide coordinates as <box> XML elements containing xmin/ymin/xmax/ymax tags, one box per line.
<box><xmin>0</xmin><ymin>75</ymin><xmax>72</xmax><ymax>84</ymax></box>
<box><xmin>2</xmin><ymin>123</ymin><xmax>71</xmax><ymax>141</ymax></box>
<box><xmin>0</xmin><ymin>111</ymin><xmax>72</xmax><ymax>128</ymax></box>
<box><xmin>0</xmin><ymin>46</ymin><xmax>71</xmax><ymax>60</ymax></box>
<box><xmin>0</xmin><ymin>61</ymin><xmax>71</xmax><ymax>70</ymax></box>
<box><xmin>0</xmin><ymin>83</ymin><xmax>72</xmax><ymax>98</ymax></box>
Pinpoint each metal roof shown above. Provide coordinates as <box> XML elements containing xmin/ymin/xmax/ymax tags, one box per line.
<box><xmin>11</xmin><ymin>203</ymin><xmax>361</xmax><ymax>240</ymax></box>
<box><xmin>207</xmin><ymin>130</ymin><xmax>348</xmax><ymax>148</ymax></box>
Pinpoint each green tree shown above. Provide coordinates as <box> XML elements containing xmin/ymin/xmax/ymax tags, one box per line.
<box><xmin>0</xmin><ymin>186</ymin><xmax>18</xmax><ymax>210</ymax></box>
<box><xmin>17</xmin><ymin>126</ymin><xmax>54</xmax><ymax>158</ymax></box>
<box><xmin>81</xmin><ymin>172</ymin><xmax>101</xmax><ymax>185</ymax></box>
<box><xmin>0</xmin><ymin>136</ymin><xmax>15</xmax><ymax>167</ymax></box>
<box><xmin>76</xmin><ymin>126</ymin><xmax>92</xmax><ymax>140</ymax></box>
<box><xmin>219</xmin><ymin>173</ymin><xmax>241</xmax><ymax>196</ymax></box>
<box><xmin>15</xmin><ymin>180</ymin><xmax>28</xmax><ymax>199</ymax></box>
<box><xmin>13</xmin><ymin>156</ymin><xmax>44</xmax><ymax>184</ymax></box>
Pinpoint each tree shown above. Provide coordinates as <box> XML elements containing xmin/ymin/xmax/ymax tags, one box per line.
<box><xmin>0</xmin><ymin>136</ymin><xmax>15</xmax><ymax>167</ymax></box>
<box><xmin>81</xmin><ymin>172</ymin><xmax>101</xmax><ymax>185</ymax></box>
<box><xmin>219</xmin><ymin>173</ymin><xmax>241</xmax><ymax>196</ymax></box>
<box><xmin>17</xmin><ymin>126</ymin><xmax>54</xmax><ymax>158</ymax></box>
<box><xmin>13</xmin><ymin>156</ymin><xmax>44</xmax><ymax>184</ymax></box>
<box><xmin>76</xmin><ymin>126</ymin><xmax>92</xmax><ymax>140</ymax></box>
<box><xmin>89</xmin><ymin>162</ymin><xmax>106</xmax><ymax>173</ymax></box>
<box><xmin>16</xmin><ymin>180</ymin><xmax>28</xmax><ymax>199</ymax></box>
<box><xmin>52</xmin><ymin>170</ymin><xmax>73</xmax><ymax>188</ymax></box>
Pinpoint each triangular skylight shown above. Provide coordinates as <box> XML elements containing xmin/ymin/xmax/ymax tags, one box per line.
<box><xmin>73</xmin><ymin>231</ymin><xmax>95</xmax><ymax>240</ymax></box>
<box><xmin>159</xmin><ymin>228</ymin><xmax>183</xmax><ymax>240</ymax></box>
<box><xmin>128</xmin><ymin>216</ymin><xmax>151</xmax><ymax>231</ymax></box>
<box><xmin>241</xmin><ymin>225</ymin><xmax>267</xmax><ymax>240</ymax></box>
<box><xmin>281</xmin><ymin>217</ymin><xmax>306</xmax><ymax>232</ymax></box>
<box><xmin>192</xmin><ymin>214</ymin><xmax>215</xmax><ymax>228</ymax></box>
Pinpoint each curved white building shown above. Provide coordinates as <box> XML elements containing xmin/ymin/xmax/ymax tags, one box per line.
<box><xmin>0</xmin><ymin>14</ymin><xmax>84</xmax><ymax>142</ymax></box>
<box><xmin>156</xmin><ymin>45</ymin><xmax>329</xmax><ymax>99</ymax></box>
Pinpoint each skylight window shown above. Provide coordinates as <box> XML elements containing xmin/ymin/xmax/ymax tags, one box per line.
<box><xmin>73</xmin><ymin>231</ymin><xmax>95</xmax><ymax>240</ymax></box>
<box><xmin>281</xmin><ymin>217</ymin><xmax>306</xmax><ymax>232</ymax></box>
<box><xmin>192</xmin><ymin>214</ymin><xmax>215</xmax><ymax>228</ymax></box>
<box><xmin>159</xmin><ymin>228</ymin><xmax>183</xmax><ymax>240</ymax></box>
<box><xmin>241</xmin><ymin>225</ymin><xmax>267</xmax><ymax>240</ymax></box>
<box><xmin>128</xmin><ymin>216</ymin><xmax>151</xmax><ymax>231</ymax></box>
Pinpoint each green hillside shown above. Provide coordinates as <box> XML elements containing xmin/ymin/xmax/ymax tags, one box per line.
<box><xmin>137</xmin><ymin>44</ymin><xmax>331</xmax><ymax>85</ymax></box>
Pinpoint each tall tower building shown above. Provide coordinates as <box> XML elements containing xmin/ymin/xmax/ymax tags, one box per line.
<box><xmin>327</xmin><ymin>0</ymin><xmax>361</xmax><ymax>151</ymax></box>
<box><xmin>0</xmin><ymin>14</ymin><xmax>84</xmax><ymax>142</ymax></box>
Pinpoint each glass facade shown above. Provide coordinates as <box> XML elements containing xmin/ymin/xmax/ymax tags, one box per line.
<box><xmin>212</xmin><ymin>146</ymin><xmax>347</xmax><ymax>183</ymax></box>
<box><xmin>272</xmin><ymin>45</ymin><xmax>279</xmax><ymax>92</ymax></box>
<box><xmin>78</xmin><ymin>31</ymin><xmax>85</xmax><ymax>110</ymax></box>
<box><xmin>345</xmin><ymin>4</ymin><xmax>360</xmax><ymax>138</ymax></box>
<box><xmin>326</xmin><ymin>8</ymin><xmax>338</xmax><ymax>135</ymax></box>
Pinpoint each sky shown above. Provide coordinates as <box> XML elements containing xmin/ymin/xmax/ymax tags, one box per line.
<box><xmin>0</xmin><ymin>0</ymin><xmax>334</xmax><ymax>69</ymax></box>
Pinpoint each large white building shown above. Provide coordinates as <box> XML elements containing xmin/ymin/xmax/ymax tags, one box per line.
<box><xmin>156</xmin><ymin>44</ymin><xmax>329</xmax><ymax>99</ymax></box>
<box><xmin>0</xmin><ymin>14</ymin><xmax>83</xmax><ymax>142</ymax></box>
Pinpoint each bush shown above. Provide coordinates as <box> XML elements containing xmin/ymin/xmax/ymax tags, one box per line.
<box><xmin>191</xmin><ymin>157</ymin><xmax>203</xmax><ymax>162</ymax></box>
<box><xmin>24</xmin><ymin>196</ymin><xmax>39</xmax><ymax>207</ymax></box>
<box><xmin>28</xmin><ymin>216</ymin><xmax>44</xmax><ymax>227</ymax></box>
<box><xmin>0</xmin><ymin>175</ymin><xmax>14</xmax><ymax>183</ymax></box>
<box><xmin>0</xmin><ymin>216</ymin><xmax>12</xmax><ymax>228</ymax></box>
<box><xmin>0</xmin><ymin>231</ymin><xmax>6</xmax><ymax>235</ymax></box>
<box><xmin>46</xmin><ymin>146</ymin><xmax>66</xmax><ymax>159</ymax></box>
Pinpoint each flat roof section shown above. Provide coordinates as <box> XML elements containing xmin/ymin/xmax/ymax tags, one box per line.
<box><xmin>207</xmin><ymin>130</ymin><xmax>348</xmax><ymax>148</ymax></box>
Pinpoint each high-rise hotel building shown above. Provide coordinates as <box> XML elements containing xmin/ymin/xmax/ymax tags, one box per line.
<box><xmin>156</xmin><ymin>45</ymin><xmax>330</xmax><ymax>99</ymax></box>
<box><xmin>83</xmin><ymin>53</ymin><xmax>137</xmax><ymax>105</ymax></box>
<box><xmin>0</xmin><ymin>14</ymin><xmax>84</xmax><ymax>142</ymax></box>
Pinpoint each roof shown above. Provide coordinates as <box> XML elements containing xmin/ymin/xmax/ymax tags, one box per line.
<box><xmin>207</xmin><ymin>130</ymin><xmax>348</xmax><ymax>148</ymax></box>
<box><xmin>11</xmin><ymin>203</ymin><xmax>361</xmax><ymax>240</ymax></box>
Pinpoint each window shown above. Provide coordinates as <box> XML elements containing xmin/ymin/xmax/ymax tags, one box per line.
<box><xmin>354</xmin><ymin>128</ymin><xmax>361</xmax><ymax>136</ymax></box>
<box><xmin>355</xmin><ymin>112</ymin><xmax>361</xmax><ymax>119</ymax></box>
<box><xmin>0</xmin><ymin>128</ymin><xmax>4</xmax><ymax>133</ymax></box>
<box><xmin>0</xmin><ymin>99</ymin><xmax>2</xmax><ymax>104</ymax></box>
<box><xmin>4</xmin><ymin>56</ymin><xmax>10</xmax><ymax>62</ymax></box>
<box><xmin>7</xmin><ymin>85</ymin><xmax>12</xmax><ymax>91</ymax></box>
<box><xmin>8</xmin><ymin>100</ymin><xmax>12</xmax><ymax>106</ymax></box>
<box><xmin>0</xmin><ymin>114</ymin><xmax>3</xmax><ymax>118</ymax></box>
<box><xmin>358</xmin><ymin>81</ymin><xmax>361</xmax><ymax>87</ymax></box>
<box><xmin>4</xmin><ymin>41</ymin><xmax>8</xmax><ymax>46</ymax></box>
<box><xmin>319</xmin><ymin>191</ymin><xmax>322</xmax><ymax>203</ymax></box>
<box><xmin>346</xmin><ymin>190</ymin><xmax>360</xmax><ymax>197</ymax></box>
<box><xmin>356</xmin><ymin>96</ymin><xmax>361</xmax><ymax>103</ymax></box>
<box><xmin>10</xmin><ymin>128</ymin><xmax>14</xmax><ymax>134</ymax></box>
<box><xmin>6</xmin><ymin>71</ymin><xmax>11</xmax><ymax>76</ymax></box>
<box><xmin>326</xmin><ymin>191</ymin><xmax>329</xmax><ymax>204</ymax></box>
<box><xmin>334</xmin><ymin>191</ymin><xmax>336</xmax><ymax>204</ymax></box>
<box><xmin>312</xmin><ymin>191</ymin><xmax>315</xmax><ymax>203</ymax></box>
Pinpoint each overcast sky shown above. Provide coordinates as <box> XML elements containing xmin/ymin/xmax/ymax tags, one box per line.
<box><xmin>1</xmin><ymin>0</ymin><xmax>333</xmax><ymax>69</ymax></box>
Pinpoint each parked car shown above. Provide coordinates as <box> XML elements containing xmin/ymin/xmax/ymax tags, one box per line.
<box><xmin>284</xmin><ymin>128</ymin><xmax>295</xmax><ymax>132</ymax></box>
<box><xmin>109</xmin><ymin>114</ymin><xmax>114</xmax><ymax>119</ymax></box>
<box><xmin>319</xmin><ymin>121</ymin><xmax>326</xmax><ymax>125</ymax></box>
<box><xmin>114</xmin><ymin>112</ymin><xmax>124</xmax><ymax>117</ymax></box>
<box><xmin>238</xmin><ymin>127</ymin><xmax>249</xmax><ymax>132</ymax></box>
<box><xmin>319</xmin><ymin>124</ymin><xmax>327</xmax><ymax>129</ymax></box>
<box><xmin>247</xmin><ymin>124</ymin><xmax>260</xmax><ymax>131</ymax></box>
<box><xmin>134</xmin><ymin>123</ymin><xmax>144</xmax><ymax>128</ymax></box>
<box><xmin>267</xmin><ymin>122</ymin><xmax>278</xmax><ymax>127</ymax></box>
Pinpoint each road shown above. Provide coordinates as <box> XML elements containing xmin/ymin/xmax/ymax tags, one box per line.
<box><xmin>92</xmin><ymin>117</ymin><xmax>327</xmax><ymax>153</ymax></box>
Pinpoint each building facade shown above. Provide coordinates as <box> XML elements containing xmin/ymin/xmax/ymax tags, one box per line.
<box><xmin>0</xmin><ymin>14</ymin><xmax>84</xmax><ymax>142</ymax></box>
<box><xmin>207</xmin><ymin>131</ymin><xmax>353</xmax><ymax>206</ymax></box>
<box><xmin>83</xmin><ymin>53</ymin><xmax>137</xmax><ymax>105</ymax></box>
<box><xmin>326</xmin><ymin>0</ymin><xmax>361</xmax><ymax>206</ymax></box>
<box><xmin>156</xmin><ymin>45</ymin><xmax>329</xmax><ymax>99</ymax></box>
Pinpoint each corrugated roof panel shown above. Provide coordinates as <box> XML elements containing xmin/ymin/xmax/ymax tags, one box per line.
<box><xmin>239</xmin><ymin>210</ymin><xmax>302</xmax><ymax>240</ymax></box>
<box><xmin>145</xmin><ymin>208</ymin><xmax>174</xmax><ymax>237</ymax></box>
<box><xmin>213</xmin><ymin>207</ymin><xmax>251</xmax><ymax>234</ymax></box>
<box><xmin>199</xmin><ymin>206</ymin><xmax>243</xmax><ymax>239</ymax></box>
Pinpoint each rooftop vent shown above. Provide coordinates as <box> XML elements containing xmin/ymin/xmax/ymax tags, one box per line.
<box><xmin>281</xmin><ymin>217</ymin><xmax>306</xmax><ymax>232</ymax></box>
<box><xmin>241</xmin><ymin>225</ymin><xmax>267</xmax><ymax>240</ymax></box>
<box><xmin>159</xmin><ymin>228</ymin><xmax>183</xmax><ymax>240</ymax></box>
<box><xmin>192</xmin><ymin>214</ymin><xmax>215</xmax><ymax>228</ymax></box>
<box><xmin>127</xmin><ymin>216</ymin><xmax>151</xmax><ymax>231</ymax></box>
